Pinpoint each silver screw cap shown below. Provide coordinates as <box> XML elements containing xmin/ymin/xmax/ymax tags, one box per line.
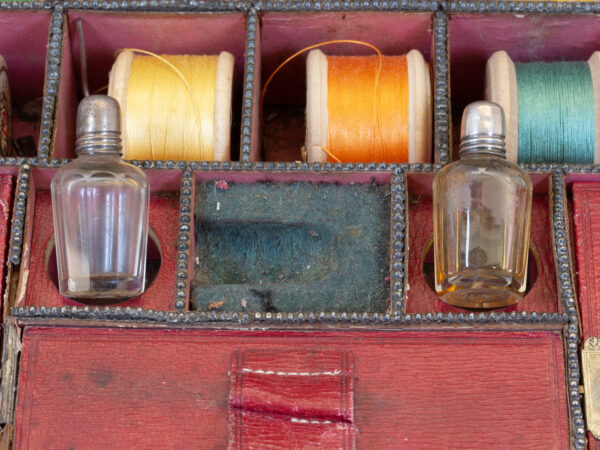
<box><xmin>459</xmin><ymin>101</ymin><xmax>506</xmax><ymax>157</ymax></box>
<box><xmin>75</xmin><ymin>95</ymin><xmax>122</xmax><ymax>155</ymax></box>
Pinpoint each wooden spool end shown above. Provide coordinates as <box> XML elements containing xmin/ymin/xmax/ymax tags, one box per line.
<box><xmin>108</xmin><ymin>50</ymin><xmax>234</xmax><ymax>161</ymax></box>
<box><xmin>0</xmin><ymin>55</ymin><xmax>11</xmax><ymax>157</ymax></box>
<box><xmin>305</xmin><ymin>49</ymin><xmax>432</xmax><ymax>164</ymax></box>
<box><xmin>213</xmin><ymin>51</ymin><xmax>234</xmax><ymax>162</ymax></box>
<box><xmin>108</xmin><ymin>50</ymin><xmax>133</xmax><ymax>157</ymax></box>
<box><xmin>305</xmin><ymin>49</ymin><xmax>328</xmax><ymax>163</ymax></box>
<box><xmin>407</xmin><ymin>49</ymin><xmax>432</xmax><ymax>164</ymax></box>
<box><xmin>485</xmin><ymin>50</ymin><xmax>519</xmax><ymax>163</ymax></box>
<box><xmin>588</xmin><ymin>51</ymin><xmax>600</xmax><ymax>164</ymax></box>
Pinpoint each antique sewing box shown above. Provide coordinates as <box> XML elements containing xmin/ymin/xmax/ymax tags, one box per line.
<box><xmin>0</xmin><ymin>0</ymin><xmax>598</xmax><ymax>447</ymax></box>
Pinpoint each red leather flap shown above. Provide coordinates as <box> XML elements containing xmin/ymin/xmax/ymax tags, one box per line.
<box><xmin>15</xmin><ymin>328</ymin><xmax>568</xmax><ymax>448</ymax></box>
<box><xmin>229</xmin><ymin>349</ymin><xmax>355</xmax><ymax>449</ymax></box>
<box><xmin>230</xmin><ymin>349</ymin><xmax>354</xmax><ymax>421</ymax></box>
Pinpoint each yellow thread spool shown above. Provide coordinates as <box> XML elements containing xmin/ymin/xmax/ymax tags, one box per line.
<box><xmin>305</xmin><ymin>49</ymin><xmax>432</xmax><ymax>163</ymax></box>
<box><xmin>108</xmin><ymin>50</ymin><xmax>234</xmax><ymax>161</ymax></box>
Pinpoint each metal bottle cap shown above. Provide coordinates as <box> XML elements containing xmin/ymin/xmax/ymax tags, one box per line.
<box><xmin>75</xmin><ymin>95</ymin><xmax>122</xmax><ymax>155</ymax></box>
<box><xmin>459</xmin><ymin>101</ymin><xmax>506</xmax><ymax>158</ymax></box>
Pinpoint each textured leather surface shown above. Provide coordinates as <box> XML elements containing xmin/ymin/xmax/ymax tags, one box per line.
<box><xmin>228</xmin><ymin>349</ymin><xmax>355</xmax><ymax>449</ymax></box>
<box><xmin>571</xmin><ymin>182</ymin><xmax>600</xmax><ymax>449</ymax></box>
<box><xmin>14</xmin><ymin>328</ymin><xmax>569</xmax><ymax>449</ymax></box>
<box><xmin>230</xmin><ymin>412</ymin><xmax>355</xmax><ymax>450</ymax></box>
<box><xmin>573</xmin><ymin>182</ymin><xmax>600</xmax><ymax>339</ymax></box>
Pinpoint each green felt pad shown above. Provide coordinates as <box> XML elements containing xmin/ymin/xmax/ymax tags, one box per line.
<box><xmin>191</xmin><ymin>180</ymin><xmax>391</xmax><ymax>313</ymax></box>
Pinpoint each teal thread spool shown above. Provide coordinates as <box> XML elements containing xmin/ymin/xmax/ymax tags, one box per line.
<box><xmin>485</xmin><ymin>50</ymin><xmax>600</xmax><ymax>165</ymax></box>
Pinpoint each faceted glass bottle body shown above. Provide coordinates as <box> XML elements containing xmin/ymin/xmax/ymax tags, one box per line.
<box><xmin>51</xmin><ymin>154</ymin><xmax>149</xmax><ymax>301</ymax></box>
<box><xmin>433</xmin><ymin>153</ymin><xmax>532</xmax><ymax>309</ymax></box>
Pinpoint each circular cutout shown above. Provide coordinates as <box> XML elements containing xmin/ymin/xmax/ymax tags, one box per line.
<box><xmin>421</xmin><ymin>235</ymin><xmax>539</xmax><ymax>305</ymax></box>
<box><xmin>45</xmin><ymin>227</ymin><xmax>162</xmax><ymax>302</ymax></box>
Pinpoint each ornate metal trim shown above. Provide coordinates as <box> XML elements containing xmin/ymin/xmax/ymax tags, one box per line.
<box><xmin>40</xmin><ymin>11</ymin><xmax>64</xmax><ymax>159</ymax></box>
<box><xmin>240</xmin><ymin>8</ymin><xmax>257</xmax><ymax>162</ymax></box>
<box><xmin>0</xmin><ymin>2</ymin><xmax>51</xmax><ymax>10</ymax></box>
<box><xmin>58</xmin><ymin>0</ymin><xmax>247</xmax><ymax>12</ymax></box>
<box><xmin>445</xmin><ymin>1</ymin><xmax>600</xmax><ymax>14</ymax></box>
<box><xmin>11</xmin><ymin>303</ymin><xmax>571</xmax><ymax>325</ymax></box>
<box><xmin>175</xmin><ymin>168</ymin><xmax>194</xmax><ymax>310</ymax></box>
<box><xmin>8</xmin><ymin>165</ymin><xmax>30</xmax><ymax>265</ymax></box>
<box><xmin>391</xmin><ymin>170</ymin><xmax>407</xmax><ymax>314</ymax></box>
<box><xmin>255</xmin><ymin>0</ymin><xmax>439</xmax><ymax>11</ymax></box>
<box><xmin>433</xmin><ymin>10</ymin><xmax>450</xmax><ymax>164</ymax></box>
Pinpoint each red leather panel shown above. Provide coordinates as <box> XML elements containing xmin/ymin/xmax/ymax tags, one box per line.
<box><xmin>573</xmin><ymin>182</ymin><xmax>600</xmax><ymax>340</ymax></box>
<box><xmin>571</xmin><ymin>182</ymin><xmax>600</xmax><ymax>450</ymax></box>
<box><xmin>15</xmin><ymin>328</ymin><xmax>569</xmax><ymax>449</ymax></box>
<box><xmin>229</xmin><ymin>349</ymin><xmax>355</xmax><ymax>448</ymax></box>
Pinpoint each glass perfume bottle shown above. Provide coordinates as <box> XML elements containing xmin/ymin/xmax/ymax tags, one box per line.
<box><xmin>433</xmin><ymin>101</ymin><xmax>532</xmax><ymax>309</ymax></box>
<box><xmin>51</xmin><ymin>95</ymin><xmax>149</xmax><ymax>301</ymax></box>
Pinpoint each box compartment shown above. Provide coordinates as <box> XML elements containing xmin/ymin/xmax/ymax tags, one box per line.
<box><xmin>13</xmin><ymin>167</ymin><xmax>182</xmax><ymax>312</ymax></box>
<box><xmin>0</xmin><ymin>11</ymin><xmax>52</xmax><ymax>157</ymax></box>
<box><xmin>258</xmin><ymin>11</ymin><xmax>435</xmax><ymax>162</ymax></box>
<box><xmin>53</xmin><ymin>11</ymin><xmax>248</xmax><ymax>160</ymax></box>
<box><xmin>405</xmin><ymin>171</ymin><xmax>560</xmax><ymax>315</ymax></box>
<box><xmin>449</xmin><ymin>13</ymin><xmax>600</xmax><ymax>157</ymax></box>
<box><xmin>191</xmin><ymin>170</ymin><xmax>392</xmax><ymax>314</ymax></box>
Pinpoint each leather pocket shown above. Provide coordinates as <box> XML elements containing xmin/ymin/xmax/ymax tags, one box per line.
<box><xmin>228</xmin><ymin>349</ymin><xmax>355</xmax><ymax>449</ymax></box>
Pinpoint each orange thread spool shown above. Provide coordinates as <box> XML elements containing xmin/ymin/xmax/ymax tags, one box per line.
<box><xmin>261</xmin><ymin>41</ymin><xmax>431</xmax><ymax>163</ymax></box>
<box><xmin>327</xmin><ymin>55</ymin><xmax>409</xmax><ymax>163</ymax></box>
<box><xmin>306</xmin><ymin>48</ymin><xmax>431</xmax><ymax>163</ymax></box>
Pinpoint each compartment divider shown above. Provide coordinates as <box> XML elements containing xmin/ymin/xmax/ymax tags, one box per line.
<box><xmin>433</xmin><ymin>10</ymin><xmax>450</xmax><ymax>163</ymax></box>
<box><xmin>176</xmin><ymin>166</ymin><xmax>195</xmax><ymax>311</ymax></box>
<box><xmin>242</xmin><ymin>7</ymin><xmax>259</xmax><ymax>162</ymax></box>
<box><xmin>391</xmin><ymin>170</ymin><xmax>408</xmax><ymax>314</ymax></box>
<box><xmin>43</xmin><ymin>11</ymin><xmax>66</xmax><ymax>159</ymax></box>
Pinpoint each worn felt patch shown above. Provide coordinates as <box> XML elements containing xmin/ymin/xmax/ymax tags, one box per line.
<box><xmin>192</xmin><ymin>180</ymin><xmax>390</xmax><ymax>313</ymax></box>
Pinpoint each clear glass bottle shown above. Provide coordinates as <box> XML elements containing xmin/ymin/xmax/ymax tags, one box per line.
<box><xmin>51</xmin><ymin>95</ymin><xmax>149</xmax><ymax>301</ymax></box>
<box><xmin>433</xmin><ymin>101</ymin><xmax>532</xmax><ymax>309</ymax></box>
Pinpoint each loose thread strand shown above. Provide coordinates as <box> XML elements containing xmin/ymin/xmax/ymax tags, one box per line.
<box><xmin>260</xmin><ymin>39</ymin><xmax>382</xmax><ymax>105</ymax></box>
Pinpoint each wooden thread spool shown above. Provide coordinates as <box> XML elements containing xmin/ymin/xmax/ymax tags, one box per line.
<box><xmin>305</xmin><ymin>49</ymin><xmax>431</xmax><ymax>163</ymax></box>
<box><xmin>108</xmin><ymin>50</ymin><xmax>234</xmax><ymax>161</ymax></box>
<box><xmin>486</xmin><ymin>50</ymin><xmax>600</xmax><ymax>164</ymax></box>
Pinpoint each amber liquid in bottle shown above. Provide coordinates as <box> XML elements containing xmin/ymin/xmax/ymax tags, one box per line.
<box><xmin>433</xmin><ymin>101</ymin><xmax>532</xmax><ymax>309</ymax></box>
